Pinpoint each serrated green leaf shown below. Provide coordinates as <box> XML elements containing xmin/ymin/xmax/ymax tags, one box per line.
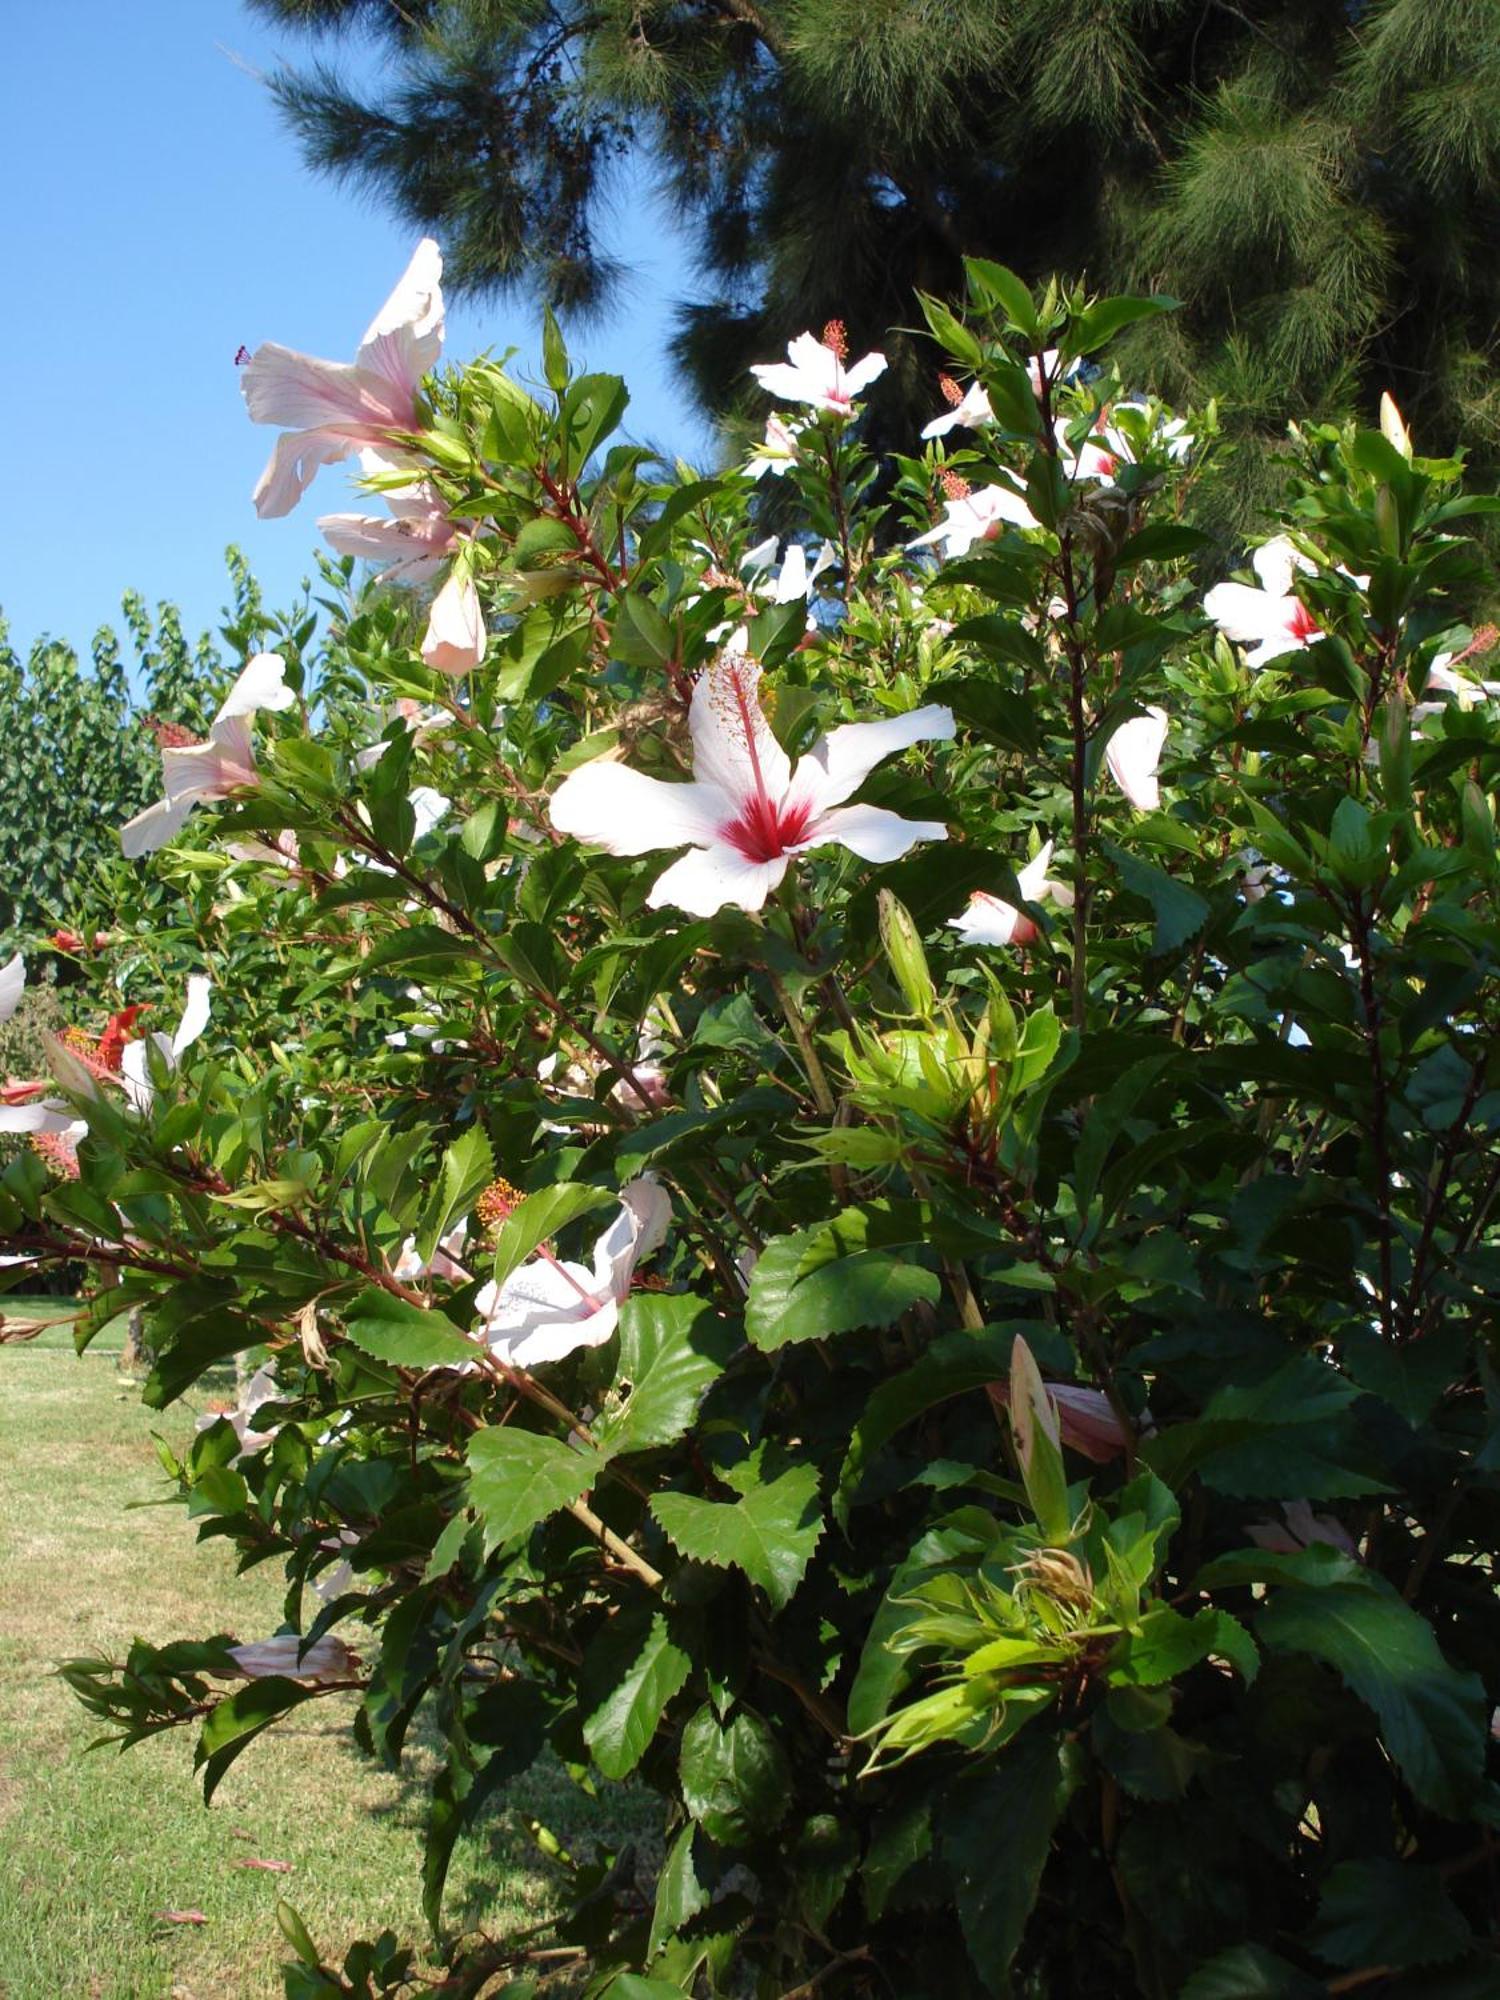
<box><xmin>467</xmin><ymin>1426</ymin><xmax>602</xmax><ymax>1550</ymax></box>
<box><xmin>651</xmin><ymin>1450</ymin><xmax>823</xmax><ymax>1610</ymax></box>
<box><xmin>344</xmin><ymin>1290</ymin><xmax>479</xmax><ymax>1371</ymax></box>
<box><xmin>597</xmin><ymin>1294</ymin><xmax>737</xmax><ymax>1456</ymax></box>
<box><xmin>582</xmin><ymin>1607</ymin><xmax>692</xmax><ymax>1780</ymax></box>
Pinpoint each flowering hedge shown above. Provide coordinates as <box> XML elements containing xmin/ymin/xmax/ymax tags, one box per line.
<box><xmin>4</xmin><ymin>244</ymin><xmax>1500</xmax><ymax>1997</ymax></box>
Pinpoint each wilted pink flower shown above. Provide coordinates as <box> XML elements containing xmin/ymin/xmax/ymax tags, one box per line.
<box><xmin>549</xmin><ymin>632</ymin><xmax>954</xmax><ymax>916</ymax></box>
<box><xmin>991</xmin><ymin>1370</ymin><xmax>1133</xmax><ymax>1463</ymax></box>
<box><xmin>750</xmin><ymin>328</ymin><xmax>887</xmax><ymax>416</ymax></box>
<box><xmin>948</xmin><ymin>840</ymin><xmax>1074</xmax><ymax>947</ymax></box>
<box><xmin>1103</xmin><ymin>707</ymin><xmax>1169</xmax><ymax>812</ymax></box>
<box><xmin>1247</xmin><ymin>1502</ymin><xmax>1360</xmax><ymax>1559</ymax></box>
<box><xmin>242</xmin><ymin>239</ymin><xmax>444</xmax><ymax>517</ymax></box>
<box><xmin>226</xmin><ymin>1634</ymin><xmax>359</xmax><ymax>1684</ymax></box>
<box><xmin>121</xmin><ymin>654</ymin><xmax>297</xmax><ymax>858</ymax></box>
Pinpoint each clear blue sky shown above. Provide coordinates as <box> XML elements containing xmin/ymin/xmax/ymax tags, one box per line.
<box><xmin>2</xmin><ymin>1</ymin><xmax>709</xmax><ymax>663</ymax></box>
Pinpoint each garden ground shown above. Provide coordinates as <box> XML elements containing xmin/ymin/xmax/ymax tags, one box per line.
<box><xmin>0</xmin><ymin>1304</ymin><xmax>646</xmax><ymax>2000</ymax></box>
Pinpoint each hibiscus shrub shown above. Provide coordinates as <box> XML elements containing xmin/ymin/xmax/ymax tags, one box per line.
<box><xmin>6</xmin><ymin>247</ymin><xmax>1500</xmax><ymax>1998</ymax></box>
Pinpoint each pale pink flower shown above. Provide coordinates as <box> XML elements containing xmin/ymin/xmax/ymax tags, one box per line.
<box><xmin>1057</xmin><ymin>402</ymin><xmax>1192</xmax><ymax>483</ymax></box>
<box><xmin>1420</xmin><ymin>651</ymin><xmax>1500</xmax><ymax>713</ymax></box>
<box><xmin>393</xmin><ymin>1222</ymin><xmax>471</xmax><ymax>1285</ymax></box>
<box><xmin>746</xmin><ymin>412</ymin><xmax>803</xmax><ymax>478</ymax></box>
<box><xmin>318</xmin><ymin>476</ymin><xmax>457</xmax><ymax>586</ymax></box>
<box><xmin>948</xmin><ymin>840</ymin><xmax>1074</xmax><ymax>947</ymax></box>
<box><xmin>549</xmin><ymin>633</ymin><xmax>954</xmax><ymax>916</ymax></box>
<box><xmin>750</xmin><ymin>329</ymin><xmax>886</xmax><ymax>416</ymax></box>
<box><xmin>119</xmin><ymin>977</ymin><xmax>211</xmax><ymax>1114</ymax></box>
<box><xmin>226</xmin><ymin>1634</ymin><xmax>359</xmax><ymax>1684</ymax></box>
<box><xmin>196</xmin><ymin>1361</ymin><xmax>281</xmax><ymax>1458</ymax></box>
<box><xmin>1247</xmin><ymin>1501</ymin><xmax>1360</xmax><ymax>1560</ymax></box>
<box><xmin>473</xmin><ymin>1177</ymin><xmax>671</xmax><ymax>1368</ymax></box>
<box><xmin>421</xmin><ymin>565</ymin><xmax>486</xmax><ymax>675</ymax></box>
<box><xmin>243</xmin><ymin>239</ymin><xmax>444</xmax><ymax>517</ymax></box>
<box><xmin>121</xmin><ymin>654</ymin><xmax>296</xmax><ymax>858</ymax></box>
<box><xmin>1104</xmin><ymin>707</ymin><xmax>1169</xmax><ymax>812</ymax></box>
<box><xmin>1203</xmin><ymin>537</ymin><xmax>1323</xmax><ymax>668</ymax></box>
<box><xmin>908</xmin><ymin>482</ymin><xmax>1037</xmax><ymax>558</ymax></box>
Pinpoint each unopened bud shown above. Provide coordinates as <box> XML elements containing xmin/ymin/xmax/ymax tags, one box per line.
<box><xmin>878</xmin><ymin>890</ymin><xmax>936</xmax><ymax>1019</ymax></box>
<box><xmin>1379</xmin><ymin>391</ymin><xmax>1412</xmax><ymax>459</ymax></box>
<box><xmin>821</xmin><ymin>319</ymin><xmax>849</xmax><ymax>363</ymax></box>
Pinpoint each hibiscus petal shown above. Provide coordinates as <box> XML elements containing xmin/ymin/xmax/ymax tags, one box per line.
<box><xmin>1203</xmin><ymin>581</ymin><xmax>1286</xmax><ymax>645</ymax></box>
<box><xmin>1104</xmin><ymin>708</ymin><xmax>1169</xmax><ymax>812</ymax></box>
<box><xmin>791</xmin><ymin>703</ymin><xmax>955</xmax><ymax>815</ymax></box>
<box><xmin>0</xmin><ymin>954</ymin><xmax>24</xmax><ymax>1026</ymax></box>
<box><xmin>421</xmin><ymin>569</ymin><xmax>486</xmax><ymax>675</ymax></box>
<box><xmin>841</xmin><ymin>351</ymin><xmax>888</xmax><ymax>397</ymax></box>
<box><xmin>1251</xmin><ymin>535</ymin><xmax>1310</xmax><ymax>599</ymax></box>
<box><xmin>120</xmin><ymin>795</ymin><xmax>195</xmax><ymax>859</ymax></box>
<box><xmin>504</xmin><ymin>1298</ymin><xmax>621</xmax><ymax>1367</ymax></box>
<box><xmin>217</xmin><ymin>652</ymin><xmax>296</xmax><ymax>723</ymax></box>
<box><xmin>948</xmin><ymin>891</ymin><xmax>1021</xmax><ymax>946</ymax></box>
<box><xmin>592</xmin><ymin>1177</ymin><xmax>672</xmax><ymax>1300</ymax></box>
<box><xmin>172</xmin><ymin>977</ymin><xmax>212</xmax><ymax>1062</ymax></box>
<box><xmin>357</xmin><ymin>237</ymin><xmax>445</xmax><ymax>392</ymax></box>
<box><xmin>690</xmin><ymin>646</ymin><xmax>794</xmax><ymax>803</ymax></box>
<box><xmin>804</xmin><ymin>803</ymin><xmax>947</xmax><ymax>864</ymax></box>
<box><xmin>252</xmin><ymin>425</ymin><xmax>351</xmax><ymax>519</ymax></box>
<box><xmin>647</xmin><ymin>844</ymin><xmax>789</xmax><ymax>916</ymax></box>
<box><xmin>550</xmin><ymin>761</ymin><xmax>730</xmax><ymax>857</ymax></box>
<box><xmin>0</xmin><ymin>1098</ymin><xmax>79</xmax><ymax>1135</ymax></box>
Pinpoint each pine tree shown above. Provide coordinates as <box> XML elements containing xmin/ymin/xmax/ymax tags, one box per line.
<box><xmin>247</xmin><ymin>0</ymin><xmax>1500</xmax><ymax>463</ymax></box>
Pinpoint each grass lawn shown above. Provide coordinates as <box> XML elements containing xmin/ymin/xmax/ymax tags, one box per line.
<box><xmin>0</xmin><ymin>1301</ymin><xmax>652</xmax><ymax>2000</ymax></box>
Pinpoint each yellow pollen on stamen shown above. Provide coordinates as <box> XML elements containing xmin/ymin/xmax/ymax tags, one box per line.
<box><xmin>938</xmin><ymin>373</ymin><xmax>964</xmax><ymax>408</ymax></box>
<box><xmin>475</xmin><ymin>1176</ymin><xmax>523</xmax><ymax>1234</ymax></box>
<box><xmin>939</xmin><ymin>468</ymin><xmax>971</xmax><ymax>502</ymax></box>
<box><xmin>821</xmin><ymin>319</ymin><xmax>849</xmax><ymax>363</ymax></box>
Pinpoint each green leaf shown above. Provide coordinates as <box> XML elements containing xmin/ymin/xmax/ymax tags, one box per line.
<box><xmin>1106</xmin><ymin>1605</ymin><xmax>1224</xmax><ymax>1687</ymax></box>
<box><xmin>837</xmin><ymin>1325</ymin><xmax>1027</xmax><ymax>1519</ymax></box>
<box><xmin>647</xmin><ymin>1823</ymin><xmax>709</xmax><ymax>1959</ymax></box>
<box><xmin>1102</xmin><ymin>839</ymin><xmax>1211</xmax><ymax>955</ymax></box>
<box><xmin>196</xmin><ymin>1677</ymin><xmax>314</xmax><ymax>1804</ymax></box>
<box><xmin>490</xmin><ymin>1183</ymin><xmax>617</xmax><ymax>1289</ymax></box>
<box><xmin>678</xmin><ymin>1703</ymin><xmax>790</xmax><ymax>1845</ymax></box>
<box><xmin>1180</xmin><ymin>1946</ymin><xmax>1323</xmax><ymax>1999</ymax></box>
<box><xmin>1064</xmin><ymin>294</ymin><xmax>1178</xmax><ymax>358</ymax></box>
<box><xmin>746</xmin><ymin>1215</ymin><xmax>940</xmax><ymax>1351</ymax></box>
<box><xmin>344</xmin><ymin>1290</ymin><xmax>479</xmax><ymax>1371</ymax></box>
<box><xmin>862</xmin><ymin>1793</ymin><xmax>933</xmax><ymax>1920</ymax></box>
<box><xmin>466</xmin><ymin>1427</ymin><xmax>602</xmax><ymax>1550</ymax></box>
<box><xmin>940</xmin><ymin>1733</ymin><xmax>1081</xmax><ymax>1991</ymax></box>
<box><xmin>962</xmin><ymin>257</ymin><xmax>1039</xmax><ymax>337</ymax></box>
<box><xmin>419</xmin><ymin>1124</ymin><xmax>495</xmax><ymax>1262</ymax></box>
<box><xmin>1308</xmin><ymin>1859</ymin><xmax>1471</xmax><ymax>1970</ymax></box>
<box><xmin>1207</xmin><ymin>1552</ymin><xmax>1488</xmax><ymax>1818</ymax></box>
<box><xmin>651</xmin><ymin>1450</ymin><xmax>822</xmax><ymax>1611</ymax></box>
<box><xmin>597</xmin><ymin>1294</ymin><xmax>737</xmax><ymax>1457</ymax></box>
<box><xmin>582</xmin><ymin>1606</ymin><xmax>693</xmax><ymax>1780</ymax></box>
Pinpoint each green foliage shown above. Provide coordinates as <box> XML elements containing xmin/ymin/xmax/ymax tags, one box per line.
<box><xmin>17</xmin><ymin>271</ymin><xmax>1500</xmax><ymax>2000</ymax></box>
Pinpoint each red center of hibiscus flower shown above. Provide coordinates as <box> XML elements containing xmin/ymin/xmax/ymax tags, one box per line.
<box><xmin>1095</xmin><ymin>453</ymin><xmax>1118</xmax><ymax>478</ymax></box>
<box><xmin>715</xmin><ymin>656</ymin><xmax>814</xmax><ymax>863</ymax></box>
<box><xmin>721</xmin><ymin>793</ymin><xmax>815</xmax><ymax>863</ymax></box>
<box><xmin>1287</xmin><ymin>601</ymin><xmax>1320</xmax><ymax>642</ymax></box>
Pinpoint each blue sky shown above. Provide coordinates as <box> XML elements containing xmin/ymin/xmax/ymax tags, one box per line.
<box><xmin>3</xmin><ymin>1</ymin><xmax>708</xmax><ymax>664</ymax></box>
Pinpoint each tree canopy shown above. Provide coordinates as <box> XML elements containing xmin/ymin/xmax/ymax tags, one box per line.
<box><xmin>249</xmin><ymin>0</ymin><xmax>1500</xmax><ymax>460</ymax></box>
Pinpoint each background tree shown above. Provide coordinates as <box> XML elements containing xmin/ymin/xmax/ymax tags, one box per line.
<box><xmin>0</xmin><ymin>552</ymin><xmax>268</xmax><ymax>939</ymax></box>
<box><xmin>248</xmin><ymin>0</ymin><xmax>1500</xmax><ymax>472</ymax></box>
